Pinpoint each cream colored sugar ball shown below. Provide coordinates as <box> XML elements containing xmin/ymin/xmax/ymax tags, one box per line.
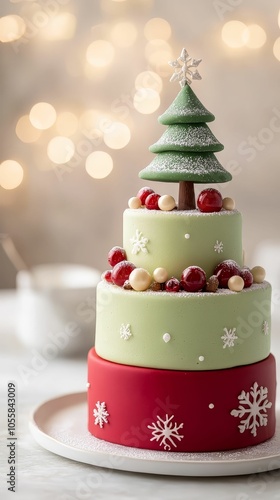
<box><xmin>129</xmin><ymin>268</ymin><xmax>152</xmax><ymax>291</ymax></box>
<box><xmin>251</xmin><ymin>266</ymin><xmax>266</xmax><ymax>283</ymax></box>
<box><xmin>158</xmin><ymin>194</ymin><xmax>176</xmax><ymax>211</ymax></box>
<box><xmin>228</xmin><ymin>275</ymin><xmax>244</xmax><ymax>292</ymax></box>
<box><xmin>153</xmin><ymin>267</ymin><xmax>168</xmax><ymax>283</ymax></box>
<box><xmin>222</xmin><ymin>197</ymin><xmax>235</xmax><ymax>210</ymax></box>
<box><xmin>128</xmin><ymin>196</ymin><xmax>141</xmax><ymax>209</ymax></box>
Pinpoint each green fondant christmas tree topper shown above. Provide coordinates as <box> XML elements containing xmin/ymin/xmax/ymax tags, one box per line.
<box><xmin>139</xmin><ymin>48</ymin><xmax>232</xmax><ymax>210</ymax></box>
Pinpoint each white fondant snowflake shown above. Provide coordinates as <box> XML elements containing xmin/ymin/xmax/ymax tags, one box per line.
<box><xmin>147</xmin><ymin>414</ymin><xmax>184</xmax><ymax>451</ymax></box>
<box><xmin>214</xmin><ymin>240</ymin><xmax>224</xmax><ymax>254</ymax></box>
<box><xmin>169</xmin><ymin>48</ymin><xmax>202</xmax><ymax>87</ymax></box>
<box><xmin>93</xmin><ymin>401</ymin><xmax>109</xmax><ymax>428</ymax></box>
<box><xmin>130</xmin><ymin>229</ymin><xmax>149</xmax><ymax>255</ymax></box>
<box><xmin>221</xmin><ymin>327</ymin><xmax>238</xmax><ymax>349</ymax></box>
<box><xmin>262</xmin><ymin>320</ymin><xmax>269</xmax><ymax>336</ymax></box>
<box><xmin>120</xmin><ymin>323</ymin><xmax>132</xmax><ymax>340</ymax></box>
<box><xmin>230</xmin><ymin>382</ymin><xmax>272</xmax><ymax>437</ymax></box>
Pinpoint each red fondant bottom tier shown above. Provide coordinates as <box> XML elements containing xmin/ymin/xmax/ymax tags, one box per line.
<box><xmin>87</xmin><ymin>349</ymin><xmax>276</xmax><ymax>452</ymax></box>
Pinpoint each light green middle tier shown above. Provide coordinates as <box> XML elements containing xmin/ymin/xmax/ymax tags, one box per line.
<box><xmin>123</xmin><ymin>209</ymin><xmax>242</xmax><ymax>279</ymax></box>
<box><xmin>95</xmin><ymin>281</ymin><xmax>271</xmax><ymax>371</ymax></box>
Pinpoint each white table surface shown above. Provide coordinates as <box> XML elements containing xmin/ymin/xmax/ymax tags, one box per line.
<box><xmin>1</xmin><ymin>290</ymin><xmax>280</xmax><ymax>500</ymax></box>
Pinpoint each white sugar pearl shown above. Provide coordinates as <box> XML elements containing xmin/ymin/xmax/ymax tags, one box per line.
<box><xmin>184</xmin><ymin>233</ymin><xmax>190</xmax><ymax>239</ymax></box>
<box><xmin>228</xmin><ymin>275</ymin><xmax>244</xmax><ymax>292</ymax></box>
<box><xmin>128</xmin><ymin>196</ymin><xmax>141</xmax><ymax>209</ymax></box>
<box><xmin>209</xmin><ymin>403</ymin><xmax>215</xmax><ymax>409</ymax></box>
<box><xmin>158</xmin><ymin>195</ymin><xmax>176</xmax><ymax>211</ymax></box>
<box><xmin>129</xmin><ymin>268</ymin><xmax>152</xmax><ymax>291</ymax></box>
<box><xmin>251</xmin><ymin>266</ymin><xmax>266</xmax><ymax>284</ymax></box>
<box><xmin>153</xmin><ymin>267</ymin><xmax>168</xmax><ymax>283</ymax></box>
<box><xmin>198</xmin><ymin>356</ymin><xmax>205</xmax><ymax>362</ymax></box>
<box><xmin>222</xmin><ymin>197</ymin><xmax>235</xmax><ymax>210</ymax></box>
<box><xmin>163</xmin><ymin>333</ymin><xmax>171</xmax><ymax>343</ymax></box>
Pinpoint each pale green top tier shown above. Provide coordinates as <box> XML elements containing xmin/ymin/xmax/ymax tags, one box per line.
<box><xmin>95</xmin><ymin>281</ymin><xmax>271</xmax><ymax>371</ymax></box>
<box><xmin>123</xmin><ymin>208</ymin><xmax>243</xmax><ymax>279</ymax></box>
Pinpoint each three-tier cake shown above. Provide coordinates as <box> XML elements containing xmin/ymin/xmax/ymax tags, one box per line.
<box><xmin>87</xmin><ymin>49</ymin><xmax>276</xmax><ymax>452</ymax></box>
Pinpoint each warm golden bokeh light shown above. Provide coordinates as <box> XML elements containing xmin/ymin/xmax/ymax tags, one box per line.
<box><xmin>29</xmin><ymin>102</ymin><xmax>57</xmax><ymax>130</ymax></box>
<box><xmin>273</xmin><ymin>37</ymin><xmax>280</xmax><ymax>62</ymax></box>
<box><xmin>18</xmin><ymin>2</ymin><xmax>41</xmax><ymax>18</ymax></box>
<box><xmin>56</xmin><ymin>112</ymin><xmax>79</xmax><ymax>136</ymax></box>
<box><xmin>135</xmin><ymin>71</ymin><xmax>162</xmax><ymax>93</ymax></box>
<box><xmin>40</xmin><ymin>12</ymin><xmax>76</xmax><ymax>41</ymax></box>
<box><xmin>145</xmin><ymin>39</ymin><xmax>172</xmax><ymax>58</ymax></box>
<box><xmin>47</xmin><ymin>136</ymin><xmax>75</xmax><ymax>164</ymax></box>
<box><xmin>100</xmin><ymin>0</ymin><xmax>129</xmax><ymax>15</ymax></box>
<box><xmin>85</xmin><ymin>151</ymin><xmax>113</xmax><ymax>179</ymax></box>
<box><xmin>144</xmin><ymin>18</ymin><xmax>171</xmax><ymax>41</ymax></box>
<box><xmin>133</xmin><ymin>88</ymin><xmax>160</xmax><ymax>114</ymax></box>
<box><xmin>84</xmin><ymin>63</ymin><xmax>109</xmax><ymax>81</ymax></box>
<box><xmin>86</xmin><ymin>40</ymin><xmax>115</xmax><ymax>67</ymax></box>
<box><xmin>80</xmin><ymin>109</ymin><xmax>103</xmax><ymax>128</ymax></box>
<box><xmin>16</xmin><ymin>115</ymin><xmax>42</xmax><ymax>143</ymax></box>
<box><xmin>221</xmin><ymin>20</ymin><xmax>248</xmax><ymax>48</ymax></box>
<box><xmin>244</xmin><ymin>24</ymin><xmax>266</xmax><ymax>49</ymax></box>
<box><xmin>111</xmin><ymin>22</ymin><xmax>137</xmax><ymax>47</ymax></box>
<box><xmin>145</xmin><ymin>40</ymin><xmax>173</xmax><ymax>72</ymax></box>
<box><xmin>103</xmin><ymin>122</ymin><xmax>131</xmax><ymax>149</ymax></box>
<box><xmin>80</xmin><ymin>109</ymin><xmax>113</xmax><ymax>141</ymax></box>
<box><xmin>148</xmin><ymin>48</ymin><xmax>172</xmax><ymax>66</ymax></box>
<box><xmin>0</xmin><ymin>160</ymin><xmax>24</xmax><ymax>190</ymax></box>
<box><xmin>0</xmin><ymin>15</ymin><xmax>26</xmax><ymax>43</ymax></box>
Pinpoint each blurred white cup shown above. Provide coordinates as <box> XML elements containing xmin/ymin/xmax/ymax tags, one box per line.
<box><xmin>16</xmin><ymin>264</ymin><xmax>101</xmax><ymax>357</ymax></box>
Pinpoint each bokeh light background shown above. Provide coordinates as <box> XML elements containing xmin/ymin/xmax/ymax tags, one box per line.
<box><xmin>0</xmin><ymin>0</ymin><xmax>280</xmax><ymax>287</ymax></box>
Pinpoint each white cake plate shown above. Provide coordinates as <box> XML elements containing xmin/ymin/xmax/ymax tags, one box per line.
<box><xmin>29</xmin><ymin>392</ymin><xmax>280</xmax><ymax>477</ymax></box>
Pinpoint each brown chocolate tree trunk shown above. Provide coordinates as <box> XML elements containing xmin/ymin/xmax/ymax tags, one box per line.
<box><xmin>178</xmin><ymin>181</ymin><xmax>196</xmax><ymax>210</ymax></box>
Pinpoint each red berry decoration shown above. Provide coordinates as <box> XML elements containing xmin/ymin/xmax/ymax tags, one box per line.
<box><xmin>145</xmin><ymin>193</ymin><xmax>160</xmax><ymax>210</ymax></box>
<box><xmin>181</xmin><ymin>266</ymin><xmax>206</xmax><ymax>292</ymax></box>
<box><xmin>137</xmin><ymin>187</ymin><xmax>155</xmax><ymax>205</ymax></box>
<box><xmin>102</xmin><ymin>270</ymin><xmax>113</xmax><ymax>283</ymax></box>
<box><xmin>214</xmin><ymin>260</ymin><xmax>241</xmax><ymax>288</ymax></box>
<box><xmin>111</xmin><ymin>261</ymin><xmax>136</xmax><ymax>287</ymax></box>
<box><xmin>165</xmin><ymin>277</ymin><xmax>180</xmax><ymax>293</ymax></box>
<box><xmin>240</xmin><ymin>267</ymin><xmax>253</xmax><ymax>288</ymax></box>
<box><xmin>108</xmin><ymin>246</ymin><xmax>127</xmax><ymax>267</ymax></box>
<box><xmin>197</xmin><ymin>188</ymin><xmax>223</xmax><ymax>213</ymax></box>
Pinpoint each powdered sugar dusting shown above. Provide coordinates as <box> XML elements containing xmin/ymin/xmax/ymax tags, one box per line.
<box><xmin>159</xmin><ymin>99</ymin><xmax>214</xmax><ymax>124</ymax></box>
<box><xmin>49</xmin><ymin>411</ymin><xmax>280</xmax><ymax>463</ymax></box>
<box><xmin>124</xmin><ymin>208</ymin><xmax>240</xmax><ymax>218</ymax></box>
<box><xmin>150</xmin><ymin>123</ymin><xmax>223</xmax><ymax>152</ymax></box>
<box><xmin>141</xmin><ymin>151</ymin><xmax>232</xmax><ymax>183</ymax></box>
<box><xmin>101</xmin><ymin>281</ymin><xmax>270</xmax><ymax>298</ymax></box>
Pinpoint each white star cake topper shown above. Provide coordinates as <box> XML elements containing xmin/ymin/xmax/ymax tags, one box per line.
<box><xmin>169</xmin><ymin>48</ymin><xmax>202</xmax><ymax>87</ymax></box>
